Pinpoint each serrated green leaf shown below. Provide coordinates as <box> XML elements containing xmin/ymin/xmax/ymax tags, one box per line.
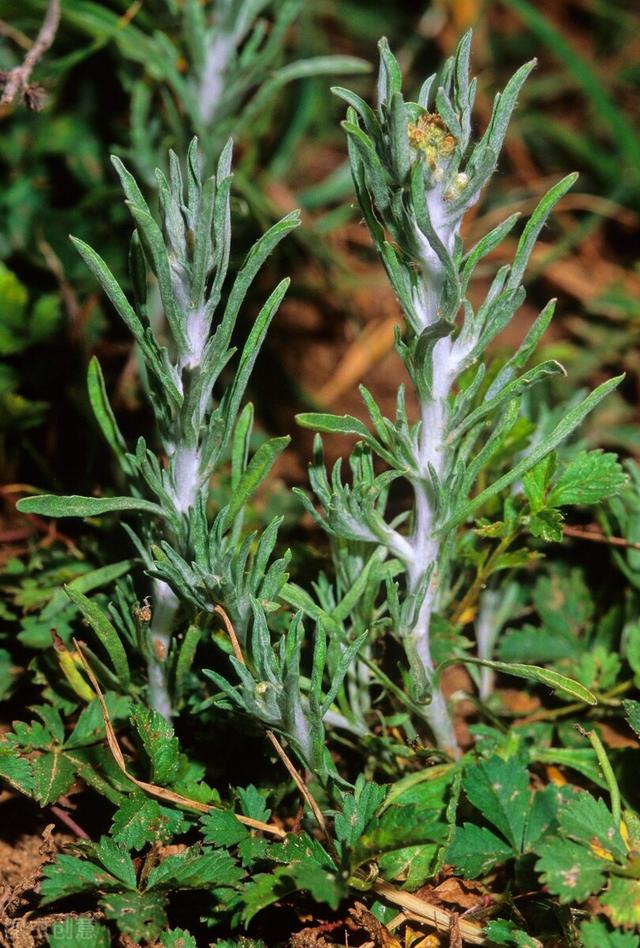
<box><xmin>378</xmin><ymin>842</ymin><xmax>441</xmax><ymax>889</ymax></box>
<box><xmin>548</xmin><ymin>450</ymin><xmax>626</xmax><ymax>508</ymax></box>
<box><xmin>447</xmin><ymin>824</ymin><xmax>514</xmax><ymax>877</ymax></box>
<box><xmin>529</xmin><ymin>508</ymin><xmax>564</xmax><ymax>543</ymax></box>
<box><xmin>335</xmin><ymin>778</ymin><xmax>387</xmax><ymax>850</ymax></box>
<box><xmin>145</xmin><ymin>846</ymin><xmax>243</xmax><ymax>891</ymax></box>
<box><xmin>484</xmin><ymin>919</ymin><xmax>539</xmax><ymax>946</ymax></box>
<box><xmin>623</xmin><ymin>699</ymin><xmax>640</xmax><ymax>738</ymax></box>
<box><xmin>159</xmin><ymin>930</ymin><xmax>197</xmax><ymax>948</ymax></box>
<box><xmin>95</xmin><ymin>836</ymin><xmax>138</xmax><ymax>889</ymax></box>
<box><xmin>201</xmin><ymin>810</ymin><xmax>250</xmax><ymax>848</ymax></box>
<box><xmin>557</xmin><ymin>790</ymin><xmax>627</xmax><ymax>862</ymax></box>
<box><xmin>238</xmin><ymin>869</ymin><xmax>298</xmax><ymax>925</ymax></box>
<box><xmin>65</xmin><ymin>694</ymin><xmax>132</xmax><ymax>750</ymax></box>
<box><xmin>535</xmin><ymin>836</ymin><xmax>606</xmax><ymax>902</ymax></box>
<box><xmin>111</xmin><ymin>791</ymin><xmax>187</xmax><ymax>850</ymax></box>
<box><xmin>32</xmin><ymin>750</ymin><xmax>75</xmax><ymax>805</ymax></box>
<box><xmin>17</xmin><ymin>494</ymin><xmax>166</xmax><ymax>519</ymax></box>
<box><xmin>351</xmin><ymin>804</ymin><xmax>448</xmax><ymax>871</ymax></box>
<box><xmin>462</xmin><ymin>756</ymin><xmax>530</xmax><ymax>851</ymax></box>
<box><xmin>40</xmin><ymin>855</ymin><xmax>115</xmax><ymax>905</ymax></box>
<box><xmin>581</xmin><ymin>918</ymin><xmax>640</xmax><ymax>948</ymax></box>
<box><xmin>0</xmin><ymin>745</ymin><xmax>34</xmax><ymax>795</ymax></box>
<box><xmin>236</xmin><ymin>785</ymin><xmax>271</xmax><ymax>823</ymax></box>
<box><xmin>130</xmin><ymin>705</ymin><xmax>180</xmax><ymax>785</ymax></box>
<box><xmin>601</xmin><ymin>877</ymin><xmax>640</xmax><ymax>926</ymax></box>
<box><xmin>100</xmin><ymin>890</ymin><xmax>168</xmax><ymax>942</ymax></box>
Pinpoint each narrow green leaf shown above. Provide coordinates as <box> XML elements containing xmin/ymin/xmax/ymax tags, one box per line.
<box><xmin>296</xmin><ymin>413</ymin><xmax>371</xmax><ymax>440</ymax></box>
<box><xmin>64</xmin><ymin>586</ymin><xmax>131</xmax><ymax>688</ymax></box>
<box><xmin>508</xmin><ymin>173</ymin><xmax>578</xmax><ymax>288</ymax></box>
<box><xmin>87</xmin><ymin>357</ymin><xmax>132</xmax><ymax>474</ymax></box>
<box><xmin>447</xmin><ymin>657</ymin><xmax>597</xmax><ymax>705</ymax></box>
<box><xmin>17</xmin><ymin>494</ymin><xmax>167</xmax><ymax>519</ymax></box>
<box><xmin>173</xmin><ymin>624</ymin><xmax>202</xmax><ymax>708</ymax></box>
<box><xmin>42</xmin><ymin>559</ymin><xmax>135</xmax><ymax>621</ymax></box>
<box><xmin>224</xmin><ymin>436</ymin><xmax>290</xmax><ymax>527</ymax></box>
<box><xmin>441</xmin><ymin>375</ymin><xmax>624</xmax><ymax>531</ymax></box>
<box><xmin>70</xmin><ymin>237</ymin><xmax>146</xmax><ymax>345</ymax></box>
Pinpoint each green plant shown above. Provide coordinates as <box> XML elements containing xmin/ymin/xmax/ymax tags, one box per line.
<box><xmin>5</xmin><ymin>27</ymin><xmax>640</xmax><ymax>946</ymax></box>
<box><xmin>296</xmin><ymin>32</ymin><xmax>623</xmax><ymax>752</ymax></box>
<box><xmin>18</xmin><ymin>137</ymin><xmax>299</xmax><ymax>720</ymax></box>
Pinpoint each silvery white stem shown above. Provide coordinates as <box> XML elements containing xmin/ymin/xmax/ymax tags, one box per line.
<box><xmin>400</xmin><ymin>198</ymin><xmax>461</xmax><ymax>754</ymax></box>
<box><xmin>172</xmin><ymin>443</ymin><xmax>201</xmax><ymax>514</ymax></box>
<box><xmin>476</xmin><ymin>588</ymin><xmax>500</xmax><ymax>700</ymax></box>
<box><xmin>147</xmin><ymin>578</ymin><xmax>180</xmax><ymax>721</ymax></box>
<box><xmin>197</xmin><ymin>31</ymin><xmax>235</xmax><ymax>126</ymax></box>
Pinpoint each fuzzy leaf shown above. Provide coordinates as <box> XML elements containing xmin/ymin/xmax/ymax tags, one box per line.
<box><xmin>442</xmin><ymin>375</ymin><xmax>624</xmax><ymax>531</ymax></box>
<box><xmin>87</xmin><ymin>356</ymin><xmax>131</xmax><ymax>474</ymax></box>
<box><xmin>450</xmin><ymin>657</ymin><xmax>597</xmax><ymax>704</ymax></box>
<box><xmin>224</xmin><ymin>435</ymin><xmax>290</xmax><ymax>526</ymax></box>
<box><xmin>296</xmin><ymin>412</ymin><xmax>371</xmax><ymax>441</ymax></box>
<box><xmin>17</xmin><ymin>494</ymin><xmax>166</xmax><ymax>519</ymax></box>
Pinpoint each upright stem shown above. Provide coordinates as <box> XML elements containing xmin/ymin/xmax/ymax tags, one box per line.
<box><xmin>147</xmin><ymin>306</ymin><xmax>208</xmax><ymax>719</ymax></box>
<box><xmin>399</xmin><ymin>198</ymin><xmax>462</xmax><ymax>755</ymax></box>
<box><xmin>147</xmin><ymin>578</ymin><xmax>180</xmax><ymax>721</ymax></box>
<box><xmin>197</xmin><ymin>31</ymin><xmax>235</xmax><ymax>126</ymax></box>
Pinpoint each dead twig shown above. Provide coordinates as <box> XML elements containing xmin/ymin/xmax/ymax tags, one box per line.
<box><xmin>0</xmin><ymin>0</ymin><xmax>60</xmax><ymax>110</ymax></box>
<box><xmin>372</xmin><ymin>881</ymin><xmax>488</xmax><ymax>946</ymax></box>
<box><xmin>562</xmin><ymin>525</ymin><xmax>640</xmax><ymax>551</ymax></box>
<box><xmin>214</xmin><ymin>604</ymin><xmax>245</xmax><ymax>665</ymax></box>
<box><xmin>73</xmin><ymin>639</ymin><xmax>286</xmax><ymax>839</ymax></box>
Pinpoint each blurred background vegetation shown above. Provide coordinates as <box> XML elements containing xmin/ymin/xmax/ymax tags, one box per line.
<box><xmin>1</xmin><ymin>0</ymin><xmax>639</xmax><ymax>547</ymax></box>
